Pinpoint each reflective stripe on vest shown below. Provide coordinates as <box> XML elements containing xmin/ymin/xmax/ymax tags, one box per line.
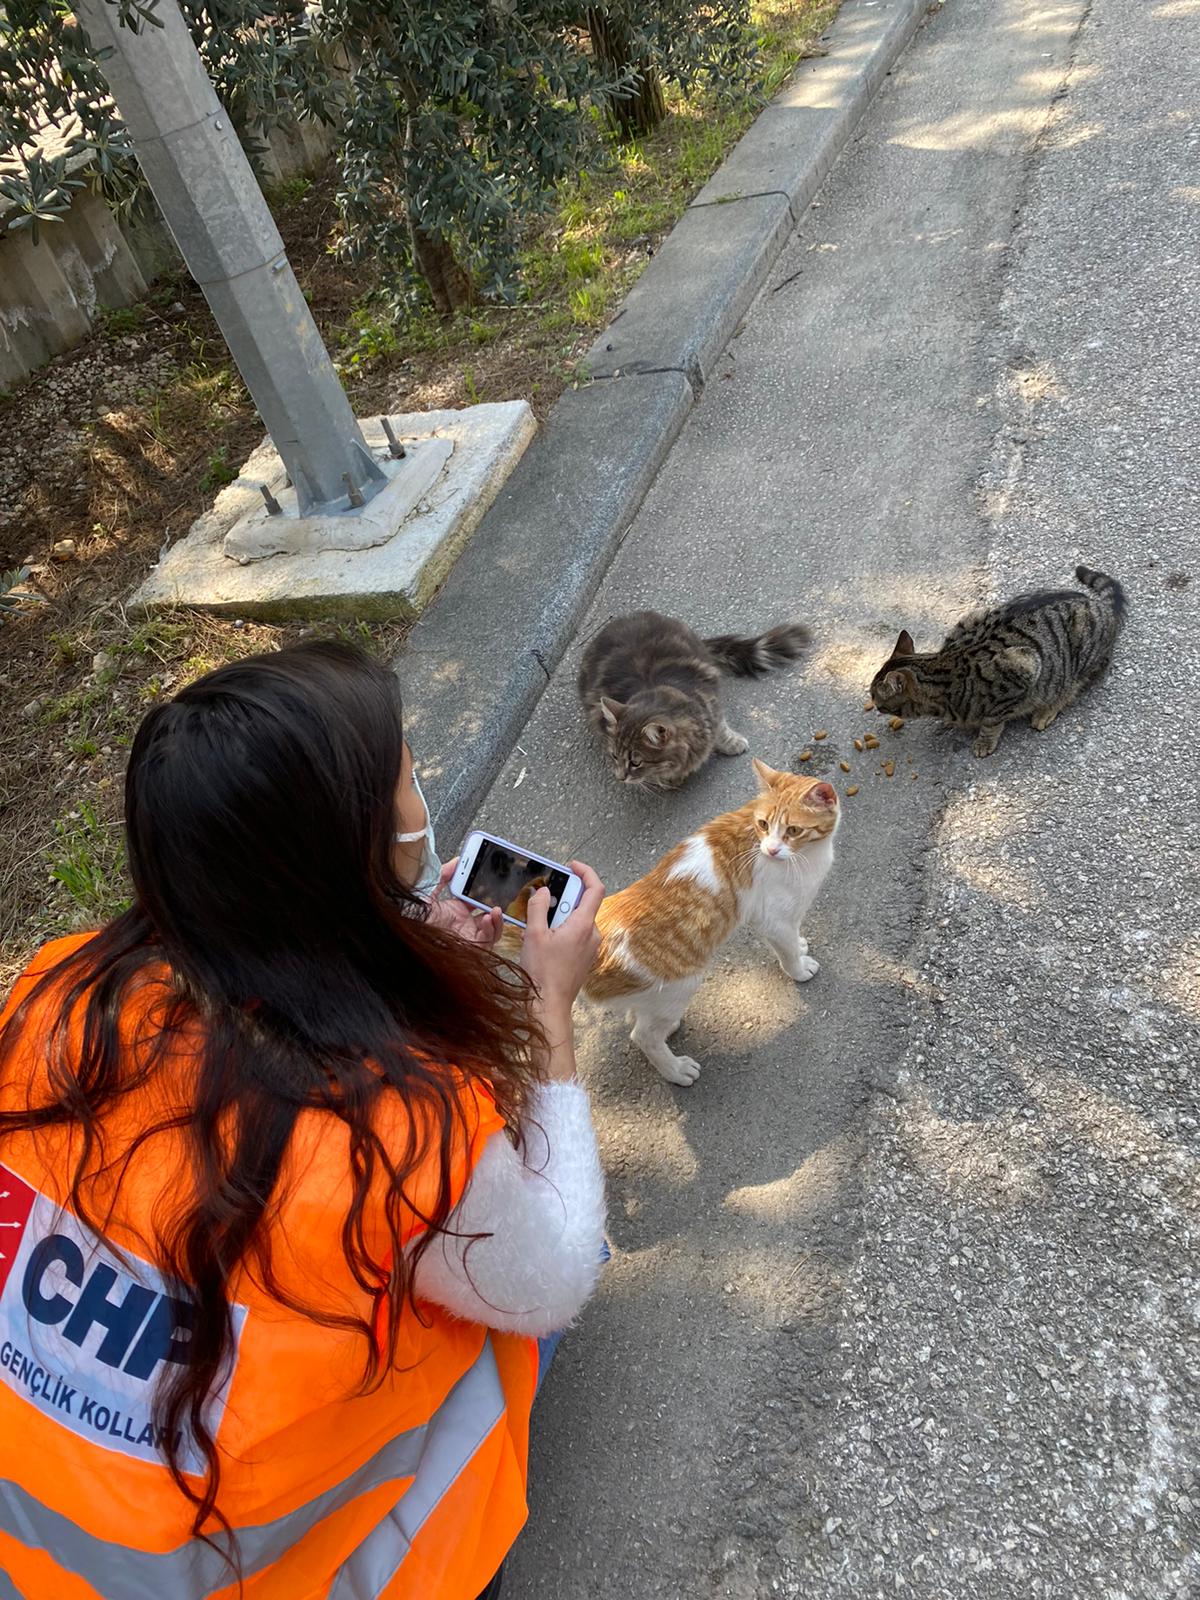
<box><xmin>0</xmin><ymin>1335</ymin><xmax>505</xmax><ymax>1599</ymax></box>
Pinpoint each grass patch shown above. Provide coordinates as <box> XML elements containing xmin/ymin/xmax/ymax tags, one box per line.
<box><xmin>99</xmin><ymin>305</ymin><xmax>147</xmax><ymax>337</ymax></box>
<box><xmin>47</xmin><ymin>802</ymin><xmax>130</xmax><ymax>920</ymax></box>
<box><xmin>268</xmin><ymin>175</ymin><xmax>313</xmax><ymax>207</ymax></box>
<box><xmin>199</xmin><ymin>446</ymin><xmax>238</xmax><ymax>493</ymax></box>
<box><xmin>337</xmin><ymin>307</ymin><xmax>403</xmax><ymax>373</ymax></box>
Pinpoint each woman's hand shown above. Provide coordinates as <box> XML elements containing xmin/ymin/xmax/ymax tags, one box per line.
<box><xmin>424</xmin><ymin>859</ymin><xmax>504</xmax><ymax>947</ymax></box>
<box><xmin>519</xmin><ymin>861</ymin><xmax>604</xmax><ymax>1081</ymax></box>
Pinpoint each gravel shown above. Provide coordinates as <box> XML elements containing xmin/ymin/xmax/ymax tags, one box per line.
<box><xmin>0</xmin><ymin>334</ymin><xmax>177</xmax><ymax>537</ymax></box>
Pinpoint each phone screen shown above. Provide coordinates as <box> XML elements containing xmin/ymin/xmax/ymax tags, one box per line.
<box><xmin>463</xmin><ymin>840</ymin><xmax>570</xmax><ymax>923</ymax></box>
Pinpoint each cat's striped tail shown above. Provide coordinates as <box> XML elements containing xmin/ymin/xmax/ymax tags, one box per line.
<box><xmin>1075</xmin><ymin>565</ymin><xmax>1127</xmax><ymax>622</ymax></box>
<box><xmin>703</xmin><ymin>621</ymin><xmax>812</xmax><ymax>678</ymax></box>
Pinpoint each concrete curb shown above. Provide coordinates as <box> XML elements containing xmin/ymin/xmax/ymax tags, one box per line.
<box><xmin>399</xmin><ymin>0</ymin><xmax>930</xmax><ymax>847</ymax></box>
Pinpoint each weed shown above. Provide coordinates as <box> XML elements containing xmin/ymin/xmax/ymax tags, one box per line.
<box><xmin>49</xmin><ymin>631</ymin><xmax>82</xmax><ymax>666</ymax></box>
<box><xmin>47</xmin><ymin>803</ymin><xmax>129</xmax><ymax>920</ymax></box>
<box><xmin>118</xmin><ymin>618</ymin><xmax>193</xmax><ymax>664</ymax></box>
<box><xmin>41</xmin><ymin>691</ymin><xmax>82</xmax><ymax>727</ymax></box>
<box><xmin>185</xmin><ymin>328</ymin><xmax>216</xmax><ymax>368</ymax></box>
<box><xmin>270</xmin><ymin>175</ymin><xmax>312</xmax><ymax>207</ymax></box>
<box><xmin>610</xmin><ymin>198</ymin><xmax>673</xmax><ymax>242</ymax></box>
<box><xmin>139</xmin><ymin>397</ymin><xmax>165</xmax><ymax>449</ymax></box>
<box><xmin>149</xmin><ymin>278</ymin><xmax>186</xmax><ymax>308</ymax></box>
<box><xmin>68</xmin><ymin>734</ymin><xmax>99</xmax><ymax>759</ymax></box>
<box><xmin>570</xmin><ymin>282</ymin><xmax>610</xmax><ymax>324</ymax></box>
<box><xmin>675</xmin><ymin>115</ymin><xmax>730</xmax><ymax>186</ymax></box>
<box><xmin>562</xmin><ymin>239</ymin><xmax>604</xmax><ymax>282</ymax></box>
<box><xmin>400</xmin><ymin>308</ymin><xmax>468</xmax><ymax>356</ymax></box>
<box><xmin>100</xmin><ymin>305</ymin><xmax>146</xmax><ymax>336</ymax></box>
<box><xmin>539</xmin><ymin>308</ymin><xmax>575</xmax><ymax>333</ymax></box>
<box><xmin>199</xmin><ymin>447</ymin><xmax>238</xmax><ymax>493</ymax></box>
<box><xmin>339</xmin><ymin>306</ymin><xmax>401</xmax><ymax>370</ymax></box>
<box><xmin>462</xmin><ymin>366</ymin><xmax>483</xmax><ymax>405</ymax></box>
<box><xmin>334</xmin><ymin>619</ymin><xmax>379</xmax><ymax>654</ymax></box>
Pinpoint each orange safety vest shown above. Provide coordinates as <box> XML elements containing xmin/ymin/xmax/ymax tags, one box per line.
<box><xmin>0</xmin><ymin>936</ymin><xmax>537</xmax><ymax>1600</ymax></box>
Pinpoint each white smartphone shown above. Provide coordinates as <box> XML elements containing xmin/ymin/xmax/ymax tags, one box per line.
<box><xmin>450</xmin><ymin>831</ymin><xmax>583</xmax><ymax>929</ymax></box>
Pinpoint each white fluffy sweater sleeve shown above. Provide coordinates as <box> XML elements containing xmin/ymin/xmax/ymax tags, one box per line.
<box><xmin>410</xmin><ymin>1081</ymin><xmax>607</xmax><ymax>1336</ymax></box>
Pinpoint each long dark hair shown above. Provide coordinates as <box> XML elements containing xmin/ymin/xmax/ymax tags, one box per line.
<box><xmin>0</xmin><ymin>640</ymin><xmax>541</xmax><ymax>1547</ymax></box>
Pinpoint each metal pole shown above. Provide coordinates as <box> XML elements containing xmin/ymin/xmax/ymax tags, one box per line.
<box><xmin>75</xmin><ymin>0</ymin><xmax>386</xmax><ymax>517</ymax></box>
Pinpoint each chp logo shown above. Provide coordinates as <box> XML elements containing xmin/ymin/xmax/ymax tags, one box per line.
<box><xmin>0</xmin><ymin>1161</ymin><xmax>244</xmax><ymax>1468</ymax></box>
<box><xmin>0</xmin><ymin>1166</ymin><xmax>36</xmax><ymax>1296</ymax></box>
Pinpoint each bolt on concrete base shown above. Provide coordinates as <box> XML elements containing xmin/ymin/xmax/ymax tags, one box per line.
<box><xmin>133</xmin><ymin>402</ymin><xmax>536</xmax><ymax>620</ymax></box>
<box><xmin>222</xmin><ymin>434</ymin><xmax>455</xmax><ymax>563</ymax></box>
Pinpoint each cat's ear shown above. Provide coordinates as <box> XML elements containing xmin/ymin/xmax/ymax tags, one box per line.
<box><xmin>642</xmin><ymin>720</ymin><xmax>672</xmax><ymax>748</ymax></box>
<box><xmin>884</xmin><ymin>668</ymin><xmax>916</xmax><ymax>696</ymax></box>
<box><xmin>893</xmin><ymin>629</ymin><xmax>916</xmax><ymax>657</ymax></box>
<box><xmin>752</xmin><ymin>758</ymin><xmax>782</xmax><ymax>790</ymax></box>
<box><xmin>599</xmin><ymin>696</ymin><xmax>624</xmax><ymax>730</ymax></box>
<box><xmin>808</xmin><ymin>782</ymin><xmax>838</xmax><ymax>809</ymax></box>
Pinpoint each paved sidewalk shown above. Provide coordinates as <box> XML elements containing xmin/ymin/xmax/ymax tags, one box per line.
<box><xmin>458</xmin><ymin>0</ymin><xmax>1199</xmax><ymax>1593</ymax></box>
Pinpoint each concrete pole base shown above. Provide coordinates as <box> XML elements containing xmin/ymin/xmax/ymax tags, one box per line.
<box><xmin>133</xmin><ymin>402</ymin><xmax>536</xmax><ymax>620</ymax></box>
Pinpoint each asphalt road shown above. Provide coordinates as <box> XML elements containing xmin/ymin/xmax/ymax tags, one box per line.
<box><xmin>465</xmin><ymin>0</ymin><xmax>1200</xmax><ymax>1592</ymax></box>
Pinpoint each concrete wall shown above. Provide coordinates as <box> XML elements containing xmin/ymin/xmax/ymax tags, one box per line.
<box><xmin>0</xmin><ymin>117</ymin><xmax>333</xmax><ymax>392</ymax></box>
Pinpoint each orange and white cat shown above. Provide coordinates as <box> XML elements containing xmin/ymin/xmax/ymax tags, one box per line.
<box><xmin>584</xmin><ymin>760</ymin><xmax>839</xmax><ymax>1085</ymax></box>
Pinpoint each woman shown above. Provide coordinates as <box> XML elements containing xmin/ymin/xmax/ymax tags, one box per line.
<box><xmin>0</xmin><ymin>641</ymin><xmax>607</xmax><ymax>1599</ymax></box>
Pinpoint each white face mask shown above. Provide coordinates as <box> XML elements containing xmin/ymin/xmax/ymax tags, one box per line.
<box><xmin>394</xmin><ymin>769</ymin><xmax>442</xmax><ymax>900</ymax></box>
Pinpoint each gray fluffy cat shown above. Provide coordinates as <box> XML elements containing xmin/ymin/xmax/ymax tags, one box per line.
<box><xmin>870</xmin><ymin>564</ymin><xmax>1126</xmax><ymax>756</ymax></box>
<box><xmin>579</xmin><ymin>610</ymin><xmax>811</xmax><ymax>787</ymax></box>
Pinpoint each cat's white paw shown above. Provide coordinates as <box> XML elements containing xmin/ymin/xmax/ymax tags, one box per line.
<box><xmin>658</xmin><ymin>1055</ymin><xmax>702</xmax><ymax>1087</ymax></box>
<box><xmin>784</xmin><ymin>953</ymin><xmax>820</xmax><ymax>983</ymax></box>
<box><xmin>718</xmin><ymin>732</ymin><xmax>749</xmax><ymax>756</ymax></box>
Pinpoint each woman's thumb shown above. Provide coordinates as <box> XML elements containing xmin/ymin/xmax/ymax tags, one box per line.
<box><xmin>526</xmin><ymin>884</ymin><xmax>551</xmax><ymax>931</ymax></box>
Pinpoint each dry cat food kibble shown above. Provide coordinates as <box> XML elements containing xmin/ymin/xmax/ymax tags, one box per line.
<box><xmin>813</xmin><ymin>730</ymin><xmax>828</xmax><ymax>741</ymax></box>
<box><xmin>839</xmin><ymin>760</ymin><xmax>851</xmax><ymax>772</ymax></box>
<box><xmin>864</xmin><ymin>734</ymin><xmax>880</xmax><ymax>750</ymax></box>
<box><xmin>889</xmin><ymin>716</ymin><xmax>904</xmax><ymax>731</ymax></box>
<box><xmin>798</xmin><ymin>748</ymin><xmax>813</xmax><ymax>762</ymax></box>
<box><xmin>845</xmin><ymin>785</ymin><xmax>859</xmax><ymax>796</ymax></box>
<box><xmin>883</xmin><ymin>760</ymin><xmax>895</xmax><ymax>778</ymax></box>
<box><xmin>853</xmin><ymin>737</ymin><xmax>864</xmax><ymax>752</ymax></box>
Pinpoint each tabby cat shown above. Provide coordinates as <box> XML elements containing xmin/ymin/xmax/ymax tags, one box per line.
<box><xmin>584</xmin><ymin>761</ymin><xmax>839</xmax><ymax>1085</ymax></box>
<box><xmin>870</xmin><ymin>564</ymin><xmax>1126</xmax><ymax>757</ymax></box>
<box><xmin>579</xmin><ymin>610</ymin><xmax>811</xmax><ymax>788</ymax></box>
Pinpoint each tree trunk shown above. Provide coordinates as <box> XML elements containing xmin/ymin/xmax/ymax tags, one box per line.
<box><xmin>586</xmin><ymin>8</ymin><xmax>666</xmax><ymax>138</ymax></box>
<box><xmin>402</xmin><ymin>110</ymin><xmax>475</xmax><ymax>315</ymax></box>
<box><xmin>409</xmin><ymin>223</ymin><xmax>475</xmax><ymax>315</ymax></box>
